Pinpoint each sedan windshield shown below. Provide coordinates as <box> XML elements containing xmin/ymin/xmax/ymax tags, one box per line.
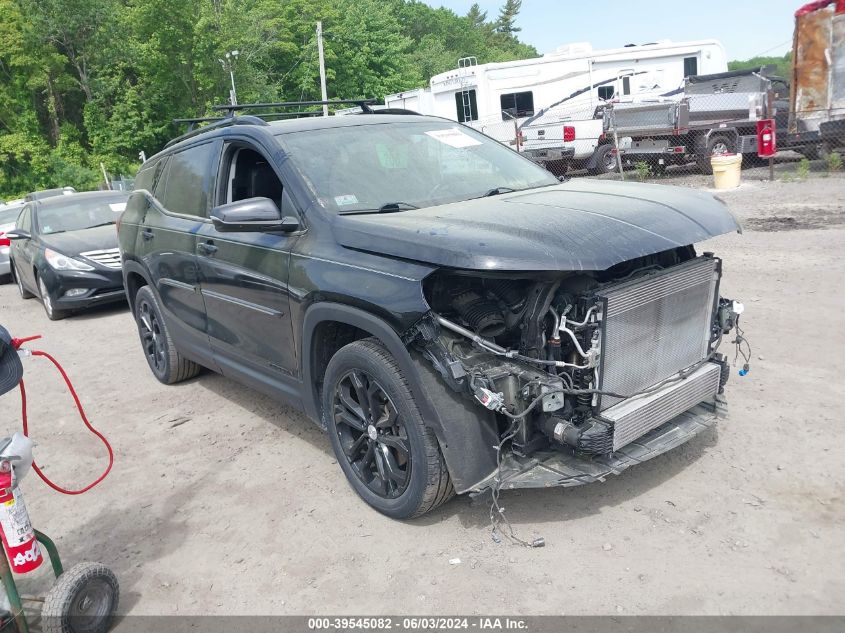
<box><xmin>276</xmin><ymin>121</ymin><xmax>558</xmax><ymax>213</ymax></box>
<box><xmin>0</xmin><ymin>206</ymin><xmax>23</xmax><ymax>226</ymax></box>
<box><xmin>36</xmin><ymin>196</ymin><xmax>128</xmax><ymax>235</ymax></box>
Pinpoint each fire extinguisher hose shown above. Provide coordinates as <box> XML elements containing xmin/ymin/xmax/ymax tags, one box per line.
<box><xmin>12</xmin><ymin>336</ymin><xmax>114</xmax><ymax>495</ymax></box>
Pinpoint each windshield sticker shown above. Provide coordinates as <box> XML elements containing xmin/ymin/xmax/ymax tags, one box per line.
<box><xmin>334</xmin><ymin>194</ymin><xmax>359</xmax><ymax>206</ymax></box>
<box><xmin>425</xmin><ymin>128</ymin><xmax>482</xmax><ymax>148</ymax></box>
<box><xmin>109</xmin><ymin>203</ymin><xmax>127</xmax><ymax>212</ymax></box>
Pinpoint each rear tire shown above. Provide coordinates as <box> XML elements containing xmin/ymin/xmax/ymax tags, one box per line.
<box><xmin>697</xmin><ymin>134</ymin><xmax>735</xmax><ymax>174</ymax></box>
<box><xmin>323</xmin><ymin>338</ymin><xmax>454</xmax><ymax>519</ymax></box>
<box><xmin>590</xmin><ymin>144</ymin><xmax>616</xmax><ymax>175</ymax></box>
<box><xmin>134</xmin><ymin>285</ymin><xmax>200</xmax><ymax>384</ymax></box>
<box><xmin>11</xmin><ymin>263</ymin><xmax>34</xmax><ymax>299</ymax></box>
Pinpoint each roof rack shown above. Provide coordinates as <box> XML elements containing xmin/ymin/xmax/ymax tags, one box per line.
<box><xmin>167</xmin><ymin>99</ymin><xmax>391</xmax><ymax>149</ymax></box>
<box><xmin>211</xmin><ymin>99</ymin><xmax>378</xmax><ymax>117</ymax></box>
<box><xmin>166</xmin><ymin>115</ymin><xmax>270</xmax><ymax>148</ymax></box>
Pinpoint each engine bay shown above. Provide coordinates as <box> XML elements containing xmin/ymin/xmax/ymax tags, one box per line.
<box><xmin>408</xmin><ymin>245</ymin><xmax>743</xmax><ymax>458</ymax></box>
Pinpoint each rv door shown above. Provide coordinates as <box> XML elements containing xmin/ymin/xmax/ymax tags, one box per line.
<box><xmin>617</xmin><ymin>69</ymin><xmax>635</xmax><ymax>97</ymax></box>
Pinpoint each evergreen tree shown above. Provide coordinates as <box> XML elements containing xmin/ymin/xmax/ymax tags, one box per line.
<box><xmin>467</xmin><ymin>3</ymin><xmax>488</xmax><ymax>29</ymax></box>
<box><xmin>495</xmin><ymin>0</ymin><xmax>522</xmax><ymax>34</ymax></box>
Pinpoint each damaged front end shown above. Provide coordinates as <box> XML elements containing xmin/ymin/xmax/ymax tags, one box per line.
<box><xmin>406</xmin><ymin>246</ymin><xmax>745</xmax><ymax>494</ymax></box>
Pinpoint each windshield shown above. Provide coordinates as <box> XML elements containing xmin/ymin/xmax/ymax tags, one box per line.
<box><xmin>276</xmin><ymin>121</ymin><xmax>558</xmax><ymax>213</ymax></box>
<box><xmin>36</xmin><ymin>196</ymin><xmax>128</xmax><ymax>235</ymax></box>
<box><xmin>0</xmin><ymin>206</ymin><xmax>23</xmax><ymax>226</ymax></box>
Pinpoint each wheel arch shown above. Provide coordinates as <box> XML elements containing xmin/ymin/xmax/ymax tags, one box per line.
<box><xmin>121</xmin><ymin>259</ymin><xmax>152</xmax><ymax>313</ymax></box>
<box><xmin>302</xmin><ymin>302</ymin><xmax>499</xmax><ymax>493</ymax></box>
<box><xmin>301</xmin><ymin>302</ymin><xmax>430</xmax><ymax>427</ymax></box>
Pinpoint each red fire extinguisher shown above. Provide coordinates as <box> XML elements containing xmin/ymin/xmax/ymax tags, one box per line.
<box><xmin>0</xmin><ymin>460</ymin><xmax>43</xmax><ymax>574</ymax></box>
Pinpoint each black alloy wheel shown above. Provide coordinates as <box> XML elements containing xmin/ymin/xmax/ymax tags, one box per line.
<box><xmin>323</xmin><ymin>338</ymin><xmax>453</xmax><ymax>518</ymax></box>
<box><xmin>332</xmin><ymin>369</ymin><xmax>411</xmax><ymax>499</ymax></box>
<box><xmin>133</xmin><ymin>285</ymin><xmax>200</xmax><ymax>384</ymax></box>
<box><xmin>137</xmin><ymin>297</ymin><xmax>166</xmax><ymax>376</ymax></box>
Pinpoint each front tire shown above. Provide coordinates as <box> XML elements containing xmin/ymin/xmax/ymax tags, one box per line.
<box><xmin>323</xmin><ymin>338</ymin><xmax>453</xmax><ymax>519</ymax></box>
<box><xmin>134</xmin><ymin>285</ymin><xmax>200</xmax><ymax>384</ymax></box>
<box><xmin>38</xmin><ymin>273</ymin><xmax>68</xmax><ymax>320</ymax></box>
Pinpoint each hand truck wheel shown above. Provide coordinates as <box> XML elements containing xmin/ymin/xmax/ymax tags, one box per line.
<box><xmin>41</xmin><ymin>562</ymin><xmax>119</xmax><ymax>633</ymax></box>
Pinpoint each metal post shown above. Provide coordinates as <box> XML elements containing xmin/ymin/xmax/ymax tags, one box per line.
<box><xmin>610</xmin><ymin>105</ymin><xmax>625</xmax><ymax>180</ymax></box>
<box><xmin>35</xmin><ymin>530</ymin><xmax>64</xmax><ymax>579</ymax></box>
<box><xmin>229</xmin><ymin>69</ymin><xmax>238</xmax><ymax>106</ymax></box>
<box><xmin>100</xmin><ymin>162</ymin><xmax>111</xmax><ymax>190</ymax></box>
<box><xmin>767</xmin><ymin>88</ymin><xmax>774</xmax><ymax>181</ymax></box>
<box><xmin>317</xmin><ymin>21</ymin><xmax>328</xmax><ymax>116</ymax></box>
<box><xmin>219</xmin><ymin>51</ymin><xmax>239</xmax><ymax>106</ymax></box>
<box><xmin>0</xmin><ymin>549</ymin><xmax>29</xmax><ymax>633</ymax></box>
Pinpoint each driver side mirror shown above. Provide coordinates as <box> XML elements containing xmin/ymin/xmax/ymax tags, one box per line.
<box><xmin>5</xmin><ymin>229</ymin><xmax>31</xmax><ymax>241</ymax></box>
<box><xmin>211</xmin><ymin>197</ymin><xmax>299</xmax><ymax>233</ymax></box>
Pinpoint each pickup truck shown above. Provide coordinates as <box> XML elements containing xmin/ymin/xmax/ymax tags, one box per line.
<box><xmin>602</xmin><ymin>69</ymin><xmax>823</xmax><ymax>174</ymax></box>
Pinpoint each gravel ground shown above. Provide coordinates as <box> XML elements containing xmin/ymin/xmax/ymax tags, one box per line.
<box><xmin>0</xmin><ymin>169</ymin><xmax>843</xmax><ymax>618</ymax></box>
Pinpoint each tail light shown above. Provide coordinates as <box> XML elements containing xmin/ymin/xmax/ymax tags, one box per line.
<box><xmin>0</xmin><ymin>233</ymin><xmax>9</xmax><ymax>248</ymax></box>
<box><xmin>563</xmin><ymin>126</ymin><xmax>576</xmax><ymax>142</ymax></box>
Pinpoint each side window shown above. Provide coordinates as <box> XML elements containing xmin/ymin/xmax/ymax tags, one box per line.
<box><xmin>455</xmin><ymin>89</ymin><xmax>478</xmax><ymax>123</ymax></box>
<box><xmin>17</xmin><ymin>205</ymin><xmax>31</xmax><ymax>232</ymax></box>
<box><xmin>500</xmin><ymin>91</ymin><xmax>534</xmax><ymax>120</ymax></box>
<box><xmin>134</xmin><ymin>157</ymin><xmax>167</xmax><ymax>193</ymax></box>
<box><xmin>622</xmin><ymin>76</ymin><xmax>631</xmax><ymax>96</ymax></box>
<box><xmin>597</xmin><ymin>85</ymin><xmax>615</xmax><ymax>100</ymax></box>
<box><xmin>684</xmin><ymin>56</ymin><xmax>698</xmax><ymax>78</ymax></box>
<box><xmin>158</xmin><ymin>142</ymin><xmax>217</xmax><ymax>218</ymax></box>
<box><xmin>221</xmin><ymin>145</ymin><xmax>285</xmax><ymax>212</ymax></box>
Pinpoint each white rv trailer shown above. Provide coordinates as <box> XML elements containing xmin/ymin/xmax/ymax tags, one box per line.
<box><xmin>385</xmin><ymin>40</ymin><xmax>727</xmax><ymax>172</ymax></box>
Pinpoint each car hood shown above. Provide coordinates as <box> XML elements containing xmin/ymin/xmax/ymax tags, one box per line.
<box><xmin>332</xmin><ymin>180</ymin><xmax>741</xmax><ymax>271</ymax></box>
<box><xmin>39</xmin><ymin>225</ymin><xmax>118</xmax><ymax>255</ymax></box>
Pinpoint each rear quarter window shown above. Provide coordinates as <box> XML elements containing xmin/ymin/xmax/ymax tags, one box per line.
<box><xmin>157</xmin><ymin>142</ymin><xmax>217</xmax><ymax>218</ymax></box>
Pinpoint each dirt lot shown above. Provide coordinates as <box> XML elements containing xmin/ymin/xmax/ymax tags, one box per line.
<box><xmin>1</xmin><ymin>168</ymin><xmax>844</xmax><ymax>617</ymax></box>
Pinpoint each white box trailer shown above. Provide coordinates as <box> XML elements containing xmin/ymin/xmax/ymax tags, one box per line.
<box><xmin>385</xmin><ymin>39</ymin><xmax>727</xmax><ymax>172</ymax></box>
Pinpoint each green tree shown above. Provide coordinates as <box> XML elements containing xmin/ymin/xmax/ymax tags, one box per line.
<box><xmin>467</xmin><ymin>3</ymin><xmax>488</xmax><ymax>29</ymax></box>
<box><xmin>728</xmin><ymin>52</ymin><xmax>792</xmax><ymax>79</ymax></box>
<box><xmin>0</xmin><ymin>0</ymin><xmax>540</xmax><ymax>199</ymax></box>
<box><xmin>495</xmin><ymin>0</ymin><xmax>523</xmax><ymax>34</ymax></box>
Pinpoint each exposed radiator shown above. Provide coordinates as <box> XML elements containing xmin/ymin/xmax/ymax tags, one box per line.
<box><xmin>601</xmin><ymin>362</ymin><xmax>721</xmax><ymax>451</ymax></box>
<box><xmin>596</xmin><ymin>257</ymin><xmax>719</xmax><ymax>411</ymax></box>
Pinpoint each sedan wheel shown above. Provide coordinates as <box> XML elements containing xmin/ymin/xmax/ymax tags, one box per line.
<box><xmin>13</xmin><ymin>264</ymin><xmax>34</xmax><ymax>299</ymax></box>
<box><xmin>38</xmin><ymin>274</ymin><xmax>66</xmax><ymax>320</ymax></box>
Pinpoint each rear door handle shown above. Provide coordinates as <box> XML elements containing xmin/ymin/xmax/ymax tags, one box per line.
<box><xmin>141</xmin><ymin>228</ymin><xmax>154</xmax><ymax>241</ymax></box>
<box><xmin>197</xmin><ymin>241</ymin><xmax>218</xmax><ymax>255</ymax></box>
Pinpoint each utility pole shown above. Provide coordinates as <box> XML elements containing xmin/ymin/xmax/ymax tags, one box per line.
<box><xmin>316</xmin><ymin>21</ymin><xmax>328</xmax><ymax>116</ymax></box>
<box><xmin>218</xmin><ymin>50</ymin><xmax>240</xmax><ymax>106</ymax></box>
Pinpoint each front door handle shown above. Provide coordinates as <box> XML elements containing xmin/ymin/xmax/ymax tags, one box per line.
<box><xmin>197</xmin><ymin>241</ymin><xmax>218</xmax><ymax>255</ymax></box>
<box><xmin>141</xmin><ymin>228</ymin><xmax>154</xmax><ymax>241</ymax></box>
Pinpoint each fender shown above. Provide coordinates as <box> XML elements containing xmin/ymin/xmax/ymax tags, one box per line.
<box><xmin>120</xmin><ymin>258</ymin><xmax>153</xmax><ymax>312</ymax></box>
<box><xmin>301</xmin><ymin>302</ymin><xmax>498</xmax><ymax>493</ymax></box>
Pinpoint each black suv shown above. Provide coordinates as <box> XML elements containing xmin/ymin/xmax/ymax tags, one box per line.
<box><xmin>119</xmin><ymin>109</ymin><xmax>743</xmax><ymax>518</ymax></box>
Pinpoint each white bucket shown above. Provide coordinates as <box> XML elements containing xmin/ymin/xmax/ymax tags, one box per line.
<box><xmin>711</xmin><ymin>153</ymin><xmax>742</xmax><ymax>189</ymax></box>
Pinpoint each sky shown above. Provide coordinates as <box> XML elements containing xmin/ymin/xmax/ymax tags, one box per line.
<box><xmin>424</xmin><ymin>0</ymin><xmax>801</xmax><ymax>61</ymax></box>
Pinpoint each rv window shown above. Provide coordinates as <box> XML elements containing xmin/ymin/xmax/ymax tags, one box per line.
<box><xmin>455</xmin><ymin>90</ymin><xmax>479</xmax><ymax>123</ymax></box>
<box><xmin>500</xmin><ymin>91</ymin><xmax>534</xmax><ymax>121</ymax></box>
<box><xmin>597</xmin><ymin>86</ymin><xmax>615</xmax><ymax>100</ymax></box>
<box><xmin>684</xmin><ymin>56</ymin><xmax>698</xmax><ymax>78</ymax></box>
<box><xmin>622</xmin><ymin>76</ymin><xmax>631</xmax><ymax>95</ymax></box>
